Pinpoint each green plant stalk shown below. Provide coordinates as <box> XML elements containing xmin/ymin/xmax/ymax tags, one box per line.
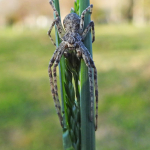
<box><xmin>53</xmin><ymin>0</ymin><xmax>95</xmax><ymax>149</ymax></box>
<box><xmin>53</xmin><ymin>0</ymin><xmax>73</xmax><ymax>149</ymax></box>
<box><xmin>79</xmin><ymin>0</ymin><xmax>95</xmax><ymax>150</ymax></box>
<box><xmin>54</xmin><ymin>1</ymin><xmax>80</xmax><ymax>149</ymax></box>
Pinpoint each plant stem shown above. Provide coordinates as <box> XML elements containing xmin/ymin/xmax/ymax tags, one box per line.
<box><xmin>53</xmin><ymin>0</ymin><xmax>95</xmax><ymax>149</ymax></box>
<box><xmin>54</xmin><ymin>1</ymin><xmax>80</xmax><ymax>149</ymax></box>
<box><xmin>79</xmin><ymin>0</ymin><xmax>95</xmax><ymax>150</ymax></box>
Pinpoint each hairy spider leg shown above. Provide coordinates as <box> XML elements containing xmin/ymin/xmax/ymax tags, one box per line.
<box><xmin>92</xmin><ymin>63</ymin><xmax>98</xmax><ymax>131</ymax></box>
<box><xmin>48</xmin><ymin>19</ymin><xmax>57</xmax><ymax>46</ymax></box>
<box><xmin>53</xmin><ymin>42</ymin><xmax>67</xmax><ymax>127</ymax></box>
<box><xmin>49</xmin><ymin>0</ymin><xmax>59</xmax><ymax>17</ymax></box>
<box><xmin>86</xmin><ymin>51</ymin><xmax>98</xmax><ymax>131</ymax></box>
<box><xmin>48</xmin><ymin>1</ymin><xmax>65</xmax><ymax>46</ymax></box>
<box><xmin>48</xmin><ymin>17</ymin><xmax>65</xmax><ymax>46</ymax></box>
<box><xmin>80</xmin><ymin>4</ymin><xmax>93</xmax><ymax>33</ymax></box>
<box><xmin>82</xmin><ymin>21</ymin><xmax>95</xmax><ymax>43</ymax></box>
<box><xmin>48</xmin><ymin>42</ymin><xmax>66</xmax><ymax>127</ymax></box>
<box><xmin>77</xmin><ymin>42</ymin><xmax>98</xmax><ymax>131</ymax></box>
<box><xmin>77</xmin><ymin>42</ymin><xmax>95</xmax><ymax>126</ymax></box>
<box><xmin>48</xmin><ymin>49</ymin><xmax>63</xmax><ymax>127</ymax></box>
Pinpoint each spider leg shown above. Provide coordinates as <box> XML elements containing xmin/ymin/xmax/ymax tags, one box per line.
<box><xmin>48</xmin><ymin>0</ymin><xmax>65</xmax><ymax>41</ymax></box>
<box><xmin>48</xmin><ymin>42</ymin><xmax>67</xmax><ymax>127</ymax></box>
<box><xmin>48</xmin><ymin>17</ymin><xmax>65</xmax><ymax>46</ymax></box>
<box><xmin>76</xmin><ymin>42</ymin><xmax>94</xmax><ymax>125</ymax></box>
<box><xmin>49</xmin><ymin>0</ymin><xmax>59</xmax><ymax>17</ymax></box>
<box><xmin>48</xmin><ymin>49</ymin><xmax>61</xmax><ymax>125</ymax></box>
<box><xmin>48</xmin><ymin>19</ymin><xmax>57</xmax><ymax>46</ymax></box>
<box><xmin>86</xmin><ymin>51</ymin><xmax>98</xmax><ymax>131</ymax></box>
<box><xmin>53</xmin><ymin>42</ymin><xmax>67</xmax><ymax>127</ymax></box>
<box><xmin>77</xmin><ymin>42</ymin><xmax>98</xmax><ymax>131</ymax></box>
<box><xmin>79</xmin><ymin>4</ymin><xmax>93</xmax><ymax>33</ymax></box>
<box><xmin>82</xmin><ymin>21</ymin><xmax>95</xmax><ymax>43</ymax></box>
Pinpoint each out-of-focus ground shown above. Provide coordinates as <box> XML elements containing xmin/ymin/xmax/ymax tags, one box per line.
<box><xmin>0</xmin><ymin>0</ymin><xmax>150</xmax><ymax>27</ymax></box>
<box><xmin>0</xmin><ymin>25</ymin><xmax>150</xmax><ymax>150</ymax></box>
<box><xmin>0</xmin><ymin>0</ymin><xmax>150</xmax><ymax>150</ymax></box>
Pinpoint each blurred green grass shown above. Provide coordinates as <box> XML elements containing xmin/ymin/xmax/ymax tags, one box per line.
<box><xmin>0</xmin><ymin>25</ymin><xmax>150</xmax><ymax>150</ymax></box>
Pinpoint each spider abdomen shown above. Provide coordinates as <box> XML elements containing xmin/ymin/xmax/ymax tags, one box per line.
<box><xmin>63</xmin><ymin>13</ymin><xmax>80</xmax><ymax>32</ymax></box>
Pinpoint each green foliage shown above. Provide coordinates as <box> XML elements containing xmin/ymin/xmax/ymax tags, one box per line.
<box><xmin>79</xmin><ymin>0</ymin><xmax>95</xmax><ymax>150</ymax></box>
<box><xmin>1</xmin><ymin>25</ymin><xmax>150</xmax><ymax>150</ymax></box>
<box><xmin>53</xmin><ymin>0</ymin><xmax>81</xmax><ymax>149</ymax></box>
<box><xmin>74</xmin><ymin>0</ymin><xmax>79</xmax><ymax>15</ymax></box>
<box><xmin>63</xmin><ymin>52</ymin><xmax>81</xmax><ymax>150</ymax></box>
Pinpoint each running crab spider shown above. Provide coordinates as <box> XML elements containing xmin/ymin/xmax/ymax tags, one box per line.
<box><xmin>47</xmin><ymin>0</ymin><xmax>98</xmax><ymax>131</ymax></box>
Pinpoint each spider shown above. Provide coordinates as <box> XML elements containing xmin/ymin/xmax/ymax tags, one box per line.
<box><xmin>47</xmin><ymin>0</ymin><xmax>98</xmax><ymax>131</ymax></box>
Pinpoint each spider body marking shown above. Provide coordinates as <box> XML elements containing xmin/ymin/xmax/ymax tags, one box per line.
<box><xmin>48</xmin><ymin>0</ymin><xmax>98</xmax><ymax>131</ymax></box>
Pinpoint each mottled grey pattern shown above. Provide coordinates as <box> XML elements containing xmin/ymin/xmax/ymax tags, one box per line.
<box><xmin>48</xmin><ymin>0</ymin><xmax>98</xmax><ymax>131</ymax></box>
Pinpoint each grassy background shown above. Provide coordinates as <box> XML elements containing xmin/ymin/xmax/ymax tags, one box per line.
<box><xmin>0</xmin><ymin>25</ymin><xmax>150</xmax><ymax>150</ymax></box>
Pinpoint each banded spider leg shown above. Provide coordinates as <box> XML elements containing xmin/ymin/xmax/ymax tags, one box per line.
<box><xmin>79</xmin><ymin>4</ymin><xmax>93</xmax><ymax>33</ymax></box>
<box><xmin>48</xmin><ymin>0</ymin><xmax>65</xmax><ymax>46</ymax></box>
<box><xmin>48</xmin><ymin>41</ymin><xmax>67</xmax><ymax>127</ymax></box>
<box><xmin>82</xmin><ymin>21</ymin><xmax>95</xmax><ymax>43</ymax></box>
<box><xmin>77</xmin><ymin>42</ymin><xmax>98</xmax><ymax>131</ymax></box>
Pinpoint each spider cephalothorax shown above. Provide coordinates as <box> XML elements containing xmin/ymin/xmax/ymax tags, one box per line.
<box><xmin>48</xmin><ymin>0</ymin><xmax>98</xmax><ymax>130</ymax></box>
